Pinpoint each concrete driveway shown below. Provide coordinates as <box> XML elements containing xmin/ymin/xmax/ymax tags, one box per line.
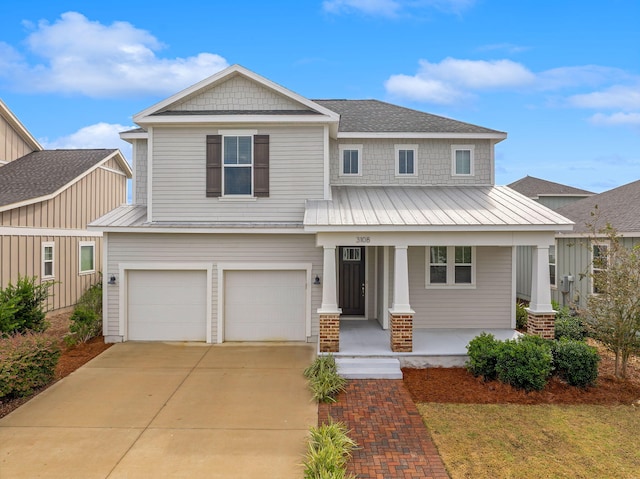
<box><xmin>0</xmin><ymin>342</ymin><xmax>317</xmax><ymax>478</ymax></box>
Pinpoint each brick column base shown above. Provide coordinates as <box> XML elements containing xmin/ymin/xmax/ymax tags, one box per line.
<box><xmin>526</xmin><ymin>310</ymin><xmax>556</xmax><ymax>339</ymax></box>
<box><xmin>390</xmin><ymin>313</ymin><xmax>413</xmax><ymax>352</ymax></box>
<box><xmin>319</xmin><ymin>313</ymin><xmax>340</xmax><ymax>353</ymax></box>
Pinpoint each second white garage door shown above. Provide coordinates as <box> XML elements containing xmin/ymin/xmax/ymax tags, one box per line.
<box><xmin>224</xmin><ymin>270</ymin><xmax>306</xmax><ymax>341</ymax></box>
<box><xmin>128</xmin><ymin>270</ymin><xmax>207</xmax><ymax>341</ymax></box>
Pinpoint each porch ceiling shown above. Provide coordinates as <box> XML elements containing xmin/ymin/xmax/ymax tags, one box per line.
<box><xmin>304</xmin><ymin>186</ymin><xmax>574</xmax><ymax>232</ymax></box>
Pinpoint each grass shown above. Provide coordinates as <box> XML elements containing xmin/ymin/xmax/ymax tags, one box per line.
<box><xmin>418</xmin><ymin>403</ymin><xmax>640</xmax><ymax>479</ymax></box>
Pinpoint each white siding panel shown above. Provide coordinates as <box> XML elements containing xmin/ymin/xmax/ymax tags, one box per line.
<box><xmin>409</xmin><ymin>246</ymin><xmax>512</xmax><ymax>328</ymax></box>
<box><xmin>151</xmin><ymin>126</ymin><xmax>325</xmax><ymax>222</ymax></box>
<box><xmin>105</xmin><ymin>233</ymin><xmax>322</xmax><ymax>342</ymax></box>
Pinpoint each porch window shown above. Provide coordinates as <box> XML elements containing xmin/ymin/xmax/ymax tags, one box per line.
<box><xmin>549</xmin><ymin>244</ymin><xmax>556</xmax><ymax>286</ymax></box>
<box><xmin>452</xmin><ymin>145</ymin><xmax>474</xmax><ymax>176</ymax></box>
<box><xmin>339</xmin><ymin>144</ymin><xmax>362</xmax><ymax>176</ymax></box>
<box><xmin>592</xmin><ymin>243</ymin><xmax>608</xmax><ymax>294</ymax></box>
<box><xmin>427</xmin><ymin>246</ymin><xmax>476</xmax><ymax>288</ymax></box>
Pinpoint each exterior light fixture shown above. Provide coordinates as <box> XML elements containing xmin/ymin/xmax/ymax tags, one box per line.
<box><xmin>314</xmin><ymin>275</ymin><xmax>321</xmax><ymax>285</ymax></box>
<box><xmin>108</xmin><ymin>275</ymin><xmax>117</xmax><ymax>285</ymax></box>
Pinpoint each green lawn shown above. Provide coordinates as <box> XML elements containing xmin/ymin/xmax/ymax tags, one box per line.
<box><xmin>419</xmin><ymin>403</ymin><xmax>640</xmax><ymax>479</ymax></box>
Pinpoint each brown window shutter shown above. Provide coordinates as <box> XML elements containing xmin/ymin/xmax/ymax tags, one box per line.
<box><xmin>206</xmin><ymin>135</ymin><xmax>222</xmax><ymax>197</ymax></box>
<box><xmin>254</xmin><ymin>135</ymin><xmax>269</xmax><ymax>197</ymax></box>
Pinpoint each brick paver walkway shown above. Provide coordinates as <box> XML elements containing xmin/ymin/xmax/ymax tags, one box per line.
<box><xmin>318</xmin><ymin>379</ymin><xmax>450</xmax><ymax>479</ymax></box>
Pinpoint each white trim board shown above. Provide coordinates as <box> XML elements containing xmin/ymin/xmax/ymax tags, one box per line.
<box><xmin>0</xmin><ymin>226</ymin><xmax>103</xmax><ymax>237</ymax></box>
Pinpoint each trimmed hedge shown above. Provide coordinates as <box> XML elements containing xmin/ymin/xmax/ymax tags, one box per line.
<box><xmin>465</xmin><ymin>332</ymin><xmax>500</xmax><ymax>381</ymax></box>
<box><xmin>554</xmin><ymin>316</ymin><xmax>587</xmax><ymax>341</ymax></box>
<box><xmin>495</xmin><ymin>338</ymin><xmax>554</xmax><ymax>391</ymax></box>
<box><xmin>552</xmin><ymin>339</ymin><xmax>600</xmax><ymax>387</ymax></box>
<box><xmin>0</xmin><ymin>333</ymin><xmax>61</xmax><ymax>398</ymax></box>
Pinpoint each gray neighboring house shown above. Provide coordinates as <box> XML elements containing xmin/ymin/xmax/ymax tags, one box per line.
<box><xmin>553</xmin><ymin>179</ymin><xmax>640</xmax><ymax>309</ymax></box>
<box><xmin>0</xmin><ymin>99</ymin><xmax>132</xmax><ymax>311</ymax></box>
<box><xmin>509</xmin><ymin>176</ymin><xmax>594</xmax><ymax>304</ymax></box>
<box><xmin>90</xmin><ymin>65</ymin><xmax>572</xmax><ymax>350</ymax></box>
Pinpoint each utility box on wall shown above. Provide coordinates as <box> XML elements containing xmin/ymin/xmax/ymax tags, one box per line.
<box><xmin>560</xmin><ymin>275</ymin><xmax>573</xmax><ymax>294</ymax></box>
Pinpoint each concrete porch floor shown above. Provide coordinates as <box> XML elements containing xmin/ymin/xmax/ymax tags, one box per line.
<box><xmin>330</xmin><ymin>319</ymin><xmax>520</xmax><ymax>367</ymax></box>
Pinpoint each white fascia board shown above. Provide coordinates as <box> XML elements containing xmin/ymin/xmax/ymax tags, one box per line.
<box><xmin>304</xmin><ymin>224</ymin><xmax>574</xmax><ymax>233</ymax></box>
<box><xmin>119</xmin><ymin>131</ymin><xmax>148</xmax><ymax>142</ymax></box>
<box><xmin>0</xmin><ymin>150</ymin><xmax>131</xmax><ymax>213</ymax></box>
<box><xmin>557</xmin><ymin>231</ymin><xmax>640</xmax><ymax>238</ymax></box>
<box><xmin>133</xmin><ymin>64</ymin><xmax>340</xmax><ymax>123</ymax></box>
<box><xmin>337</xmin><ymin>132</ymin><xmax>508</xmax><ymax>141</ymax></box>
<box><xmin>91</xmin><ymin>226</ymin><xmax>308</xmax><ymax>234</ymax></box>
<box><xmin>0</xmin><ymin>226</ymin><xmax>103</xmax><ymax>237</ymax></box>
<box><xmin>136</xmin><ymin>115</ymin><xmax>338</xmax><ymax>126</ymax></box>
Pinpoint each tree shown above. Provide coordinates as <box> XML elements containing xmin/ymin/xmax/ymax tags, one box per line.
<box><xmin>584</xmin><ymin>224</ymin><xmax>640</xmax><ymax>379</ymax></box>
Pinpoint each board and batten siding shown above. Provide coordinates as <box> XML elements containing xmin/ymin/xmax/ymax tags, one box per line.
<box><xmin>150</xmin><ymin>126</ymin><xmax>325</xmax><ymax>222</ymax></box>
<box><xmin>330</xmin><ymin>138</ymin><xmax>493</xmax><ymax>186</ymax></box>
<box><xmin>104</xmin><ymin>232</ymin><xmax>323</xmax><ymax>342</ymax></box>
<box><xmin>0</xmin><ymin>234</ymin><xmax>102</xmax><ymax>311</ymax></box>
<box><xmin>0</xmin><ymin>165</ymin><xmax>128</xmax><ymax>229</ymax></box>
<box><xmin>0</xmin><ymin>113</ymin><xmax>35</xmax><ymax>164</ymax></box>
<box><xmin>408</xmin><ymin>246</ymin><xmax>512</xmax><ymax>328</ymax></box>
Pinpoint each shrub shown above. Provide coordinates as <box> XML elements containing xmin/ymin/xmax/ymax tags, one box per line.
<box><xmin>555</xmin><ymin>315</ymin><xmax>586</xmax><ymax>341</ymax></box>
<box><xmin>552</xmin><ymin>339</ymin><xmax>600</xmax><ymax>387</ymax></box>
<box><xmin>76</xmin><ymin>281</ymin><xmax>102</xmax><ymax>317</ymax></box>
<box><xmin>0</xmin><ymin>332</ymin><xmax>61</xmax><ymax>398</ymax></box>
<box><xmin>516</xmin><ymin>302</ymin><xmax>528</xmax><ymax>330</ymax></box>
<box><xmin>495</xmin><ymin>337</ymin><xmax>553</xmax><ymax>391</ymax></box>
<box><xmin>465</xmin><ymin>333</ymin><xmax>500</xmax><ymax>381</ymax></box>
<box><xmin>65</xmin><ymin>308</ymin><xmax>101</xmax><ymax>346</ymax></box>
<box><xmin>0</xmin><ymin>276</ymin><xmax>52</xmax><ymax>335</ymax></box>
<box><xmin>304</xmin><ymin>419</ymin><xmax>357</xmax><ymax>479</ymax></box>
<box><xmin>304</xmin><ymin>355</ymin><xmax>347</xmax><ymax>403</ymax></box>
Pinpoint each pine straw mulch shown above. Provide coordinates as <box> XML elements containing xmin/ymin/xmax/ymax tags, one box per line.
<box><xmin>0</xmin><ymin>311</ymin><xmax>112</xmax><ymax>419</ymax></box>
<box><xmin>403</xmin><ymin>340</ymin><xmax>640</xmax><ymax>406</ymax></box>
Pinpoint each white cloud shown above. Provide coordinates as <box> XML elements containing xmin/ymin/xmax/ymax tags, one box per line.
<box><xmin>589</xmin><ymin>112</ymin><xmax>640</xmax><ymax>126</ymax></box>
<box><xmin>322</xmin><ymin>0</ymin><xmax>475</xmax><ymax>16</ymax></box>
<box><xmin>568</xmin><ymin>84</ymin><xmax>640</xmax><ymax>110</ymax></box>
<box><xmin>477</xmin><ymin>43</ymin><xmax>530</xmax><ymax>54</ymax></box>
<box><xmin>0</xmin><ymin>12</ymin><xmax>229</xmax><ymax>98</ymax></box>
<box><xmin>40</xmin><ymin>122</ymin><xmax>134</xmax><ymax>160</ymax></box>
<box><xmin>385</xmin><ymin>74</ymin><xmax>466</xmax><ymax>103</ymax></box>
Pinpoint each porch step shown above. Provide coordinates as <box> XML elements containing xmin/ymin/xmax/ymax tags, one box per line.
<box><xmin>336</xmin><ymin>357</ymin><xmax>403</xmax><ymax>379</ymax></box>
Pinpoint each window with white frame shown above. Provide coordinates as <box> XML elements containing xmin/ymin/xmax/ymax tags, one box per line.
<box><xmin>339</xmin><ymin>145</ymin><xmax>362</xmax><ymax>176</ymax></box>
<box><xmin>79</xmin><ymin>241</ymin><xmax>95</xmax><ymax>274</ymax></box>
<box><xmin>426</xmin><ymin>246</ymin><xmax>476</xmax><ymax>287</ymax></box>
<box><xmin>592</xmin><ymin>243</ymin><xmax>608</xmax><ymax>294</ymax></box>
<box><xmin>223</xmin><ymin>135</ymin><xmax>253</xmax><ymax>195</ymax></box>
<box><xmin>42</xmin><ymin>242</ymin><xmax>54</xmax><ymax>279</ymax></box>
<box><xmin>395</xmin><ymin>145</ymin><xmax>417</xmax><ymax>176</ymax></box>
<box><xmin>549</xmin><ymin>244</ymin><xmax>556</xmax><ymax>287</ymax></box>
<box><xmin>452</xmin><ymin>145</ymin><xmax>474</xmax><ymax>176</ymax></box>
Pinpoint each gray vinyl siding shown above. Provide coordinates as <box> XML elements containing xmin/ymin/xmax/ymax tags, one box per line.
<box><xmin>104</xmin><ymin>232</ymin><xmax>323</xmax><ymax>341</ymax></box>
<box><xmin>134</xmin><ymin>139</ymin><xmax>147</xmax><ymax>206</ymax></box>
<box><xmin>330</xmin><ymin>138</ymin><xmax>493</xmax><ymax>186</ymax></box>
<box><xmin>151</xmin><ymin>126</ymin><xmax>325</xmax><ymax>222</ymax></box>
<box><xmin>408</xmin><ymin>246</ymin><xmax>512</xmax><ymax>328</ymax></box>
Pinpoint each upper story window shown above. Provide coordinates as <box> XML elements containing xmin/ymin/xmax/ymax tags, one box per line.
<box><xmin>42</xmin><ymin>242</ymin><xmax>54</xmax><ymax>279</ymax></box>
<box><xmin>395</xmin><ymin>145</ymin><xmax>418</xmax><ymax>177</ymax></box>
<box><xmin>339</xmin><ymin>144</ymin><xmax>362</xmax><ymax>176</ymax></box>
<box><xmin>223</xmin><ymin>136</ymin><xmax>252</xmax><ymax>195</ymax></box>
<box><xmin>452</xmin><ymin>145</ymin><xmax>474</xmax><ymax>176</ymax></box>
<box><xmin>426</xmin><ymin>246</ymin><xmax>476</xmax><ymax>288</ymax></box>
<box><xmin>79</xmin><ymin>241</ymin><xmax>96</xmax><ymax>274</ymax></box>
<box><xmin>206</xmin><ymin>133</ymin><xmax>269</xmax><ymax>198</ymax></box>
<box><xmin>592</xmin><ymin>243</ymin><xmax>609</xmax><ymax>294</ymax></box>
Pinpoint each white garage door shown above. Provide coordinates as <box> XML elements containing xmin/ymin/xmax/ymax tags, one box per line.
<box><xmin>224</xmin><ymin>270</ymin><xmax>306</xmax><ymax>341</ymax></box>
<box><xmin>128</xmin><ymin>270</ymin><xmax>207</xmax><ymax>341</ymax></box>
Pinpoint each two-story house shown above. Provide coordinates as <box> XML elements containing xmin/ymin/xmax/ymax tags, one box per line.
<box><xmin>91</xmin><ymin>65</ymin><xmax>572</xmax><ymax>354</ymax></box>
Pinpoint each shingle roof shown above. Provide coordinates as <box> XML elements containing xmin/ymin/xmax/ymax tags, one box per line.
<box><xmin>304</xmin><ymin>186</ymin><xmax>573</xmax><ymax>231</ymax></box>
<box><xmin>508</xmin><ymin>175</ymin><xmax>594</xmax><ymax>198</ymax></box>
<box><xmin>556</xmin><ymin>179</ymin><xmax>640</xmax><ymax>234</ymax></box>
<box><xmin>0</xmin><ymin>149</ymin><xmax>117</xmax><ymax>207</ymax></box>
<box><xmin>313</xmin><ymin>99</ymin><xmax>505</xmax><ymax>134</ymax></box>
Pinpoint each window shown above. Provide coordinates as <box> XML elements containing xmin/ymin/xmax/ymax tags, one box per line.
<box><xmin>395</xmin><ymin>145</ymin><xmax>418</xmax><ymax>176</ymax></box>
<box><xmin>452</xmin><ymin>145</ymin><xmax>474</xmax><ymax>176</ymax></box>
<box><xmin>42</xmin><ymin>242</ymin><xmax>54</xmax><ymax>279</ymax></box>
<box><xmin>342</xmin><ymin>247</ymin><xmax>362</xmax><ymax>261</ymax></box>
<box><xmin>592</xmin><ymin>243</ymin><xmax>608</xmax><ymax>294</ymax></box>
<box><xmin>339</xmin><ymin>145</ymin><xmax>362</xmax><ymax>176</ymax></box>
<box><xmin>426</xmin><ymin>246</ymin><xmax>475</xmax><ymax>287</ymax></box>
<box><xmin>549</xmin><ymin>244</ymin><xmax>556</xmax><ymax>287</ymax></box>
<box><xmin>79</xmin><ymin>242</ymin><xmax>95</xmax><ymax>274</ymax></box>
<box><xmin>206</xmin><ymin>133</ymin><xmax>269</xmax><ymax>198</ymax></box>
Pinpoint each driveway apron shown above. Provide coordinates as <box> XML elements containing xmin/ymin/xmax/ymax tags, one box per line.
<box><xmin>0</xmin><ymin>342</ymin><xmax>317</xmax><ymax>479</ymax></box>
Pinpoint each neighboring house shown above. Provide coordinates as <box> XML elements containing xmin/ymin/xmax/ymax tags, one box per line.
<box><xmin>509</xmin><ymin>175</ymin><xmax>594</xmax><ymax>303</ymax></box>
<box><xmin>553</xmin><ymin>179</ymin><xmax>640</xmax><ymax>310</ymax></box>
<box><xmin>0</xmin><ymin>99</ymin><xmax>132</xmax><ymax>311</ymax></box>
<box><xmin>91</xmin><ymin>65</ymin><xmax>572</xmax><ymax>350</ymax></box>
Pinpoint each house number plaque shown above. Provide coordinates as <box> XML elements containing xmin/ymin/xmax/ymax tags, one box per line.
<box><xmin>356</xmin><ymin>236</ymin><xmax>371</xmax><ymax>243</ymax></box>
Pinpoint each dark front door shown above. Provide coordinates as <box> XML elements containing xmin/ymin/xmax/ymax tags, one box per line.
<box><xmin>339</xmin><ymin>246</ymin><xmax>365</xmax><ymax>315</ymax></box>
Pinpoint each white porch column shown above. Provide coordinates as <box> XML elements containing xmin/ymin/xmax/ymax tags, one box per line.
<box><xmin>390</xmin><ymin>245</ymin><xmax>413</xmax><ymax>313</ymax></box>
<box><xmin>529</xmin><ymin>245</ymin><xmax>554</xmax><ymax>312</ymax></box>
<box><xmin>318</xmin><ymin>246</ymin><xmax>339</xmax><ymax>313</ymax></box>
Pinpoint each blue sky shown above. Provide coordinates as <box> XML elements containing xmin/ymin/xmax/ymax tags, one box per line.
<box><xmin>1</xmin><ymin>0</ymin><xmax>638</xmax><ymax>192</ymax></box>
